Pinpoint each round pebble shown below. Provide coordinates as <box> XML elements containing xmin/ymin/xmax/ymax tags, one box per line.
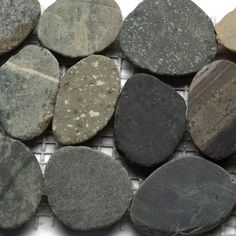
<box><xmin>0</xmin><ymin>136</ymin><xmax>43</xmax><ymax>229</ymax></box>
<box><xmin>44</xmin><ymin>146</ymin><xmax>132</xmax><ymax>231</ymax></box>
<box><xmin>0</xmin><ymin>45</ymin><xmax>60</xmax><ymax>141</ymax></box>
<box><xmin>188</xmin><ymin>60</ymin><xmax>236</xmax><ymax>160</ymax></box>
<box><xmin>38</xmin><ymin>0</ymin><xmax>122</xmax><ymax>58</ymax></box>
<box><xmin>131</xmin><ymin>156</ymin><xmax>236</xmax><ymax>236</ymax></box>
<box><xmin>120</xmin><ymin>0</ymin><xmax>217</xmax><ymax>76</ymax></box>
<box><xmin>53</xmin><ymin>55</ymin><xmax>120</xmax><ymax>145</ymax></box>
<box><xmin>0</xmin><ymin>0</ymin><xmax>40</xmax><ymax>56</ymax></box>
<box><xmin>114</xmin><ymin>73</ymin><xmax>186</xmax><ymax>167</ymax></box>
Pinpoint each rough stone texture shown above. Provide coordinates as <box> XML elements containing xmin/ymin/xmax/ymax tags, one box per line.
<box><xmin>44</xmin><ymin>146</ymin><xmax>132</xmax><ymax>231</ymax></box>
<box><xmin>188</xmin><ymin>60</ymin><xmax>236</xmax><ymax>160</ymax></box>
<box><xmin>216</xmin><ymin>9</ymin><xmax>236</xmax><ymax>53</ymax></box>
<box><xmin>114</xmin><ymin>73</ymin><xmax>186</xmax><ymax>167</ymax></box>
<box><xmin>0</xmin><ymin>122</ymin><xmax>5</xmax><ymax>136</ymax></box>
<box><xmin>0</xmin><ymin>0</ymin><xmax>40</xmax><ymax>56</ymax></box>
<box><xmin>131</xmin><ymin>156</ymin><xmax>236</xmax><ymax>236</ymax></box>
<box><xmin>38</xmin><ymin>0</ymin><xmax>122</xmax><ymax>58</ymax></box>
<box><xmin>0</xmin><ymin>136</ymin><xmax>43</xmax><ymax>229</ymax></box>
<box><xmin>0</xmin><ymin>45</ymin><xmax>60</xmax><ymax>141</ymax></box>
<box><xmin>53</xmin><ymin>55</ymin><xmax>120</xmax><ymax>145</ymax></box>
<box><xmin>120</xmin><ymin>0</ymin><xmax>217</xmax><ymax>76</ymax></box>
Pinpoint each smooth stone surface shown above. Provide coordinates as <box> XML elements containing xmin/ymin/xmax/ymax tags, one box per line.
<box><xmin>0</xmin><ymin>45</ymin><xmax>60</xmax><ymax>141</ymax></box>
<box><xmin>38</xmin><ymin>0</ymin><xmax>122</xmax><ymax>58</ymax></box>
<box><xmin>188</xmin><ymin>60</ymin><xmax>236</xmax><ymax>160</ymax></box>
<box><xmin>216</xmin><ymin>9</ymin><xmax>236</xmax><ymax>53</ymax></box>
<box><xmin>120</xmin><ymin>0</ymin><xmax>217</xmax><ymax>76</ymax></box>
<box><xmin>131</xmin><ymin>156</ymin><xmax>236</xmax><ymax>236</ymax></box>
<box><xmin>44</xmin><ymin>146</ymin><xmax>132</xmax><ymax>231</ymax></box>
<box><xmin>114</xmin><ymin>73</ymin><xmax>186</xmax><ymax>167</ymax></box>
<box><xmin>0</xmin><ymin>136</ymin><xmax>43</xmax><ymax>229</ymax></box>
<box><xmin>0</xmin><ymin>0</ymin><xmax>40</xmax><ymax>56</ymax></box>
<box><xmin>53</xmin><ymin>55</ymin><xmax>120</xmax><ymax>145</ymax></box>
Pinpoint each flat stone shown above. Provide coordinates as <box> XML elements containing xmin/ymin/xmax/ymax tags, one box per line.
<box><xmin>38</xmin><ymin>0</ymin><xmax>122</xmax><ymax>58</ymax></box>
<box><xmin>0</xmin><ymin>45</ymin><xmax>60</xmax><ymax>141</ymax></box>
<box><xmin>44</xmin><ymin>146</ymin><xmax>132</xmax><ymax>231</ymax></box>
<box><xmin>216</xmin><ymin>9</ymin><xmax>236</xmax><ymax>53</ymax></box>
<box><xmin>114</xmin><ymin>73</ymin><xmax>186</xmax><ymax>167</ymax></box>
<box><xmin>53</xmin><ymin>55</ymin><xmax>120</xmax><ymax>145</ymax></box>
<box><xmin>0</xmin><ymin>136</ymin><xmax>43</xmax><ymax>229</ymax></box>
<box><xmin>0</xmin><ymin>0</ymin><xmax>40</xmax><ymax>56</ymax></box>
<box><xmin>120</xmin><ymin>0</ymin><xmax>217</xmax><ymax>76</ymax></box>
<box><xmin>131</xmin><ymin>156</ymin><xmax>236</xmax><ymax>236</ymax></box>
<box><xmin>188</xmin><ymin>60</ymin><xmax>236</xmax><ymax>160</ymax></box>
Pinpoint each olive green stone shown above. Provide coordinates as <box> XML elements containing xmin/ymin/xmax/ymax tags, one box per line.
<box><xmin>0</xmin><ymin>45</ymin><xmax>60</xmax><ymax>141</ymax></box>
<box><xmin>38</xmin><ymin>0</ymin><xmax>122</xmax><ymax>58</ymax></box>
<box><xmin>53</xmin><ymin>55</ymin><xmax>120</xmax><ymax>145</ymax></box>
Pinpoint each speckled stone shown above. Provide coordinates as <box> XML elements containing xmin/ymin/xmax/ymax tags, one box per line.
<box><xmin>188</xmin><ymin>60</ymin><xmax>236</xmax><ymax>160</ymax></box>
<box><xmin>131</xmin><ymin>156</ymin><xmax>236</xmax><ymax>236</ymax></box>
<box><xmin>38</xmin><ymin>0</ymin><xmax>122</xmax><ymax>58</ymax></box>
<box><xmin>0</xmin><ymin>0</ymin><xmax>40</xmax><ymax>56</ymax></box>
<box><xmin>0</xmin><ymin>136</ymin><xmax>43</xmax><ymax>229</ymax></box>
<box><xmin>216</xmin><ymin>9</ymin><xmax>236</xmax><ymax>53</ymax></box>
<box><xmin>120</xmin><ymin>0</ymin><xmax>217</xmax><ymax>76</ymax></box>
<box><xmin>114</xmin><ymin>73</ymin><xmax>186</xmax><ymax>167</ymax></box>
<box><xmin>44</xmin><ymin>146</ymin><xmax>132</xmax><ymax>231</ymax></box>
<box><xmin>53</xmin><ymin>55</ymin><xmax>120</xmax><ymax>145</ymax></box>
<box><xmin>0</xmin><ymin>122</ymin><xmax>5</xmax><ymax>136</ymax></box>
<box><xmin>0</xmin><ymin>45</ymin><xmax>60</xmax><ymax>141</ymax></box>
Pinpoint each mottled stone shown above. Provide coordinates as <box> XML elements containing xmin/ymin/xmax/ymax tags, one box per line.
<box><xmin>131</xmin><ymin>156</ymin><xmax>236</xmax><ymax>236</ymax></box>
<box><xmin>0</xmin><ymin>122</ymin><xmax>5</xmax><ymax>136</ymax></box>
<box><xmin>120</xmin><ymin>0</ymin><xmax>217</xmax><ymax>76</ymax></box>
<box><xmin>44</xmin><ymin>146</ymin><xmax>132</xmax><ymax>231</ymax></box>
<box><xmin>0</xmin><ymin>45</ymin><xmax>60</xmax><ymax>141</ymax></box>
<box><xmin>0</xmin><ymin>136</ymin><xmax>43</xmax><ymax>229</ymax></box>
<box><xmin>188</xmin><ymin>60</ymin><xmax>236</xmax><ymax>160</ymax></box>
<box><xmin>0</xmin><ymin>0</ymin><xmax>40</xmax><ymax>56</ymax></box>
<box><xmin>38</xmin><ymin>0</ymin><xmax>122</xmax><ymax>58</ymax></box>
<box><xmin>114</xmin><ymin>73</ymin><xmax>186</xmax><ymax>167</ymax></box>
<box><xmin>53</xmin><ymin>55</ymin><xmax>120</xmax><ymax>145</ymax></box>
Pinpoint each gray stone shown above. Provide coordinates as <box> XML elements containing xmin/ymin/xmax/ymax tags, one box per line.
<box><xmin>53</xmin><ymin>55</ymin><xmax>120</xmax><ymax>145</ymax></box>
<box><xmin>0</xmin><ymin>122</ymin><xmax>5</xmax><ymax>136</ymax></box>
<box><xmin>38</xmin><ymin>0</ymin><xmax>122</xmax><ymax>58</ymax></box>
<box><xmin>120</xmin><ymin>0</ymin><xmax>217</xmax><ymax>76</ymax></box>
<box><xmin>44</xmin><ymin>146</ymin><xmax>132</xmax><ymax>231</ymax></box>
<box><xmin>0</xmin><ymin>45</ymin><xmax>60</xmax><ymax>141</ymax></box>
<box><xmin>0</xmin><ymin>136</ymin><xmax>43</xmax><ymax>229</ymax></box>
<box><xmin>0</xmin><ymin>0</ymin><xmax>40</xmax><ymax>56</ymax></box>
<box><xmin>131</xmin><ymin>156</ymin><xmax>236</xmax><ymax>236</ymax></box>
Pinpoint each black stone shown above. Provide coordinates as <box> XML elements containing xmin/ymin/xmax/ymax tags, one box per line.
<box><xmin>114</xmin><ymin>73</ymin><xmax>186</xmax><ymax>167</ymax></box>
<box><xmin>131</xmin><ymin>156</ymin><xmax>236</xmax><ymax>236</ymax></box>
<box><xmin>0</xmin><ymin>136</ymin><xmax>43</xmax><ymax>229</ymax></box>
<box><xmin>120</xmin><ymin>0</ymin><xmax>217</xmax><ymax>76</ymax></box>
<box><xmin>44</xmin><ymin>146</ymin><xmax>132</xmax><ymax>231</ymax></box>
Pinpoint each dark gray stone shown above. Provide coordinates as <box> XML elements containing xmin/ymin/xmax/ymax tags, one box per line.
<box><xmin>114</xmin><ymin>73</ymin><xmax>186</xmax><ymax>167</ymax></box>
<box><xmin>44</xmin><ymin>146</ymin><xmax>132</xmax><ymax>231</ymax></box>
<box><xmin>120</xmin><ymin>0</ymin><xmax>217</xmax><ymax>76</ymax></box>
<box><xmin>0</xmin><ymin>45</ymin><xmax>60</xmax><ymax>141</ymax></box>
<box><xmin>53</xmin><ymin>55</ymin><xmax>120</xmax><ymax>145</ymax></box>
<box><xmin>0</xmin><ymin>136</ymin><xmax>43</xmax><ymax>229</ymax></box>
<box><xmin>188</xmin><ymin>60</ymin><xmax>236</xmax><ymax>160</ymax></box>
<box><xmin>38</xmin><ymin>0</ymin><xmax>122</xmax><ymax>58</ymax></box>
<box><xmin>0</xmin><ymin>122</ymin><xmax>5</xmax><ymax>136</ymax></box>
<box><xmin>131</xmin><ymin>156</ymin><xmax>236</xmax><ymax>236</ymax></box>
<box><xmin>0</xmin><ymin>0</ymin><xmax>40</xmax><ymax>56</ymax></box>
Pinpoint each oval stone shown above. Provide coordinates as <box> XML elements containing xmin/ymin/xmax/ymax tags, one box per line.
<box><xmin>44</xmin><ymin>146</ymin><xmax>132</xmax><ymax>231</ymax></box>
<box><xmin>131</xmin><ymin>156</ymin><xmax>236</xmax><ymax>236</ymax></box>
<box><xmin>188</xmin><ymin>60</ymin><xmax>236</xmax><ymax>160</ymax></box>
<box><xmin>38</xmin><ymin>0</ymin><xmax>122</xmax><ymax>58</ymax></box>
<box><xmin>120</xmin><ymin>0</ymin><xmax>217</xmax><ymax>76</ymax></box>
<box><xmin>0</xmin><ymin>45</ymin><xmax>60</xmax><ymax>141</ymax></box>
<box><xmin>114</xmin><ymin>73</ymin><xmax>186</xmax><ymax>167</ymax></box>
<box><xmin>0</xmin><ymin>136</ymin><xmax>43</xmax><ymax>229</ymax></box>
<box><xmin>0</xmin><ymin>0</ymin><xmax>40</xmax><ymax>56</ymax></box>
<box><xmin>53</xmin><ymin>55</ymin><xmax>120</xmax><ymax>145</ymax></box>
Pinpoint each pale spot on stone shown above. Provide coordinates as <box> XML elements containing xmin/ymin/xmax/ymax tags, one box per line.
<box><xmin>67</xmin><ymin>124</ymin><xmax>73</xmax><ymax>128</ymax></box>
<box><xmin>80</xmin><ymin>114</ymin><xmax>86</xmax><ymax>118</ymax></box>
<box><xmin>92</xmin><ymin>61</ymin><xmax>99</xmax><ymax>68</ymax></box>
<box><xmin>67</xmin><ymin>109</ymin><xmax>71</xmax><ymax>113</ymax></box>
<box><xmin>86</xmin><ymin>123</ymin><xmax>89</xmax><ymax>128</ymax></box>
<box><xmin>89</xmin><ymin>110</ymin><xmax>100</xmax><ymax>117</ymax></box>
<box><xmin>96</xmin><ymin>80</ymin><xmax>105</xmax><ymax>86</ymax></box>
<box><xmin>65</xmin><ymin>100</ymin><xmax>69</xmax><ymax>105</ymax></box>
